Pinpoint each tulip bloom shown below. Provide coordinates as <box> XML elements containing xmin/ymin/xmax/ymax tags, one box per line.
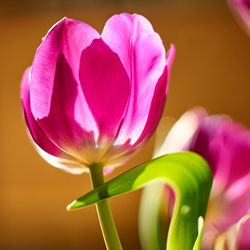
<box><xmin>21</xmin><ymin>14</ymin><xmax>175</xmax><ymax>174</ymax></box>
<box><xmin>156</xmin><ymin>108</ymin><xmax>250</xmax><ymax>249</ymax></box>
<box><xmin>228</xmin><ymin>0</ymin><xmax>250</xmax><ymax>35</ymax></box>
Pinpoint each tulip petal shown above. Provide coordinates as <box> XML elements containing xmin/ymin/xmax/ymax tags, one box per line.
<box><xmin>132</xmin><ymin>66</ymin><xmax>168</xmax><ymax>146</ymax></box>
<box><xmin>79</xmin><ymin>38</ymin><xmax>130</xmax><ymax>140</ymax></box>
<box><xmin>228</xmin><ymin>0</ymin><xmax>250</xmax><ymax>35</ymax></box>
<box><xmin>102</xmin><ymin>13</ymin><xmax>169</xmax><ymax>145</ymax></box>
<box><xmin>204</xmin><ymin>121</ymin><xmax>250</xmax><ymax>189</ymax></box>
<box><xmin>214</xmin><ymin>213</ymin><xmax>250</xmax><ymax>249</ymax></box>
<box><xmin>30</xmin><ymin>17</ymin><xmax>99</xmax><ymax>120</ymax></box>
<box><xmin>149</xmin><ymin>108</ymin><xmax>207</xmax><ymax>167</ymax></box>
<box><xmin>223</xmin><ymin>125</ymin><xmax>250</xmax><ymax>187</ymax></box>
<box><xmin>102</xmin><ymin>13</ymin><xmax>165</xmax><ymax>78</ymax></box>
<box><xmin>220</xmin><ymin>173</ymin><xmax>250</xmax><ymax>229</ymax></box>
<box><xmin>133</xmin><ymin>45</ymin><xmax>176</xmax><ymax>146</ymax></box>
<box><xmin>189</xmin><ymin>115</ymin><xmax>228</xmax><ymax>175</ymax></box>
<box><xmin>236</xmin><ymin>213</ymin><xmax>250</xmax><ymax>249</ymax></box>
<box><xmin>21</xmin><ymin>67</ymin><xmax>63</xmax><ymax>156</ymax></box>
<box><xmin>36</xmin><ymin>54</ymin><xmax>96</xmax><ymax>154</ymax></box>
<box><xmin>21</xmin><ymin>67</ymin><xmax>86</xmax><ymax>173</ymax></box>
<box><xmin>166</xmin><ymin>44</ymin><xmax>176</xmax><ymax>74</ymax></box>
<box><xmin>35</xmin><ymin>146</ymin><xmax>87</xmax><ymax>174</ymax></box>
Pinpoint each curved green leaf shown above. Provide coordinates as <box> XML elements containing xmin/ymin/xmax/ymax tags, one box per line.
<box><xmin>67</xmin><ymin>152</ymin><xmax>212</xmax><ymax>250</ymax></box>
<box><xmin>139</xmin><ymin>182</ymin><xmax>169</xmax><ymax>250</ymax></box>
<box><xmin>139</xmin><ymin>183</ymin><xmax>205</xmax><ymax>250</ymax></box>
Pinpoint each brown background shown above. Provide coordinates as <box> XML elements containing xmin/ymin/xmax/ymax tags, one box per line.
<box><xmin>0</xmin><ymin>0</ymin><xmax>249</xmax><ymax>249</ymax></box>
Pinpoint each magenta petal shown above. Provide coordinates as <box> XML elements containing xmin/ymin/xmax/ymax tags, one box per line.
<box><xmin>220</xmin><ymin>173</ymin><xmax>250</xmax><ymax>229</ymax></box>
<box><xmin>132</xmin><ymin>66</ymin><xmax>169</xmax><ymax>146</ymax></box>
<box><xmin>236</xmin><ymin>213</ymin><xmax>250</xmax><ymax>249</ymax></box>
<box><xmin>36</xmin><ymin>54</ymin><xmax>96</xmax><ymax>152</ymax></box>
<box><xmin>79</xmin><ymin>38</ymin><xmax>130</xmax><ymax>140</ymax></box>
<box><xmin>189</xmin><ymin>116</ymin><xmax>228</xmax><ymax>175</ymax></box>
<box><xmin>207</xmin><ymin>121</ymin><xmax>250</xmax><ymax>189</ymax></box>
<box><xmin>102</xmin><ymin>13</ymin><xmax>166</xmax><ymax>77</ymax></box>
<box><xmin>102</xmin><ymin>13</ymin><xmax>171</xmax><ymax>144</ymax></box>
<box><xmin>166</xmin><ymin>44</ymin><xmax>176</xmax><ymax>78</ymax></box>
<box><xmin>30</xmin><ymin>17</ymin><xmax>99</xmax><ymax>120</ymax></box>
<box><xmin>21</xmin><ymin>67</ymin><xmax>86</xmax><ymax>173</ymax></box>
<box><xmin>132</xmin><ymin>45</ymin><xmax>176</xmax><ymax>145</ymax></box>
<box><xmin>103</xmin><ymin>167</ymin><xmax>114</xmax><ymax>175</ymax></box>
<box><xmin>223</xmin><ymin>125</ymin><xmax>250</xmax><ymax>187</ymax></box>
<box><xmin>228</xmin><ymin>0</ymin><xmax>250</xmax><ymax>35</ymax></box>
<box><xmin>35</xmin><ymin>146</ymin><xmax>87</xmax><ymax>174</ymax></box>
<box><xmin>21</xmin><ymin>67</ymin><xmax>63</xmax><ymax>156</ymax></box>
<box><xmin>189</xmin><ymin>116</ymin><xmax>250</xmax><ymax>191</ymax></box>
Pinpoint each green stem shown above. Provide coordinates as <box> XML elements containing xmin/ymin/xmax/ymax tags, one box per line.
<box><xmin>89</xmin><ymin>163</ymin><xmax>123</xmax><ymax>250</ymax></box>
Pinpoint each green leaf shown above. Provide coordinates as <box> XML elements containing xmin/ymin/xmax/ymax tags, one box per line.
<box><xmin>139</xmin><ymin>182</ymin><xmax>169</xmax><ymax>250</ymax></box>
<box><xmin>67</xmin><ymin>152</ymin><xmax>212</xmax><ymax>250</ymax></box>
<box><xmin>139</xmin><ymin>183</ymin><xmax>205</xmax><ymax>250</ymax></box>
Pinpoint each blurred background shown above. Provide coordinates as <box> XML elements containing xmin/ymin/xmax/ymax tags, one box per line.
<box><xmin>0</xmin><ymin>0</ymin><xmax>249</xmax><ymax>249</ymax></box>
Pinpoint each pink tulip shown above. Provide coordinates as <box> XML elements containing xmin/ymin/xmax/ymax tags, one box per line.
<box><xmin>21</xmin><ymin>14</ymin><xmax>175</xmax><ymax>174</ymax></box>
<box><xmin>228</xmin><ymin>0</ymin><xmax>250</xmax><ymax>35</ymax></box>
<box><xmin>157</xmin><ymin>108</ymin><xmax>250</xmax><ymax>249</ymax></box>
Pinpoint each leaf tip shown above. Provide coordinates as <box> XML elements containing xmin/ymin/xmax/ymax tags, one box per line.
<box><xmin>198</xmin><ymin>216</ymin><xmax>204</xmax><ymax>234</ymax></box>
<box><xmin>66</xmin><ymin>200</ymin><xmax>77</xmax><ymax>211</ymax></box>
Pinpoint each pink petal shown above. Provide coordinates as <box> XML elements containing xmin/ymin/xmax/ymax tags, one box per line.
<box><xmin>21</xmin><ymin>67</ymin><xmax>86</xmax><ymax>173</ymax></box>
<box><xmin>224</xmin><ymin>125</ymin><xmax>250</xmax><ymax>186</ymax></box>
<box><xmin>30</xmin><ymin>17</ymin><xmax>99</xmax><ymax>120</ymax></box>
<box><xmin>188</xmin><ymin>115</ymin><xmax>228</xmax><ymax>175</ymax></box>
<box><xmin>102</xmin><ymin>13</ymin><xmax>165</xmax><ymax>77</ymax></box>
<box><xmin>103</xmin><ymin>167</ymin><xmax>114</xmax><ymax>175</ymax></box>
<box><xmin>21</xmin><ymin>67</ymin><xmax>62</xmax><ymax>156</ymax></box>
<box><xmin>35</xmin><ymin>146</ymin><xmax>87</xmax><ymax>174</ymax></box>
<box><xmin>36</xmin><ymin>54</ymin><xmax>97</xmax><ymax>154</ymax></box>
<box><xmin>219</xmin><ymin>173</ymin><xmax>250</xmax><ymax>229</ymax></box>
<box><xmin>102</xmin><ymin>13</ymin><xmax>172</xmax><ymax>145</ymax></box>
<box><xmin>134</xmin><ymin>45</ymin><xmax>176</xmax><ymax>146</ymax></box>
<box><xmin>30</xmin><ymin>18</ymin><xmax>101</xmax><ymax>151</ymax></box>
<box><xmin>227</xmin><ymin>173</ymin><xmax>250</xmax><ymax>201</ymax></box>
<box><xmin>154</xmin><ymin>107</ymin><xmax>207</xmax><ymax>157</ymax></box>
<box><xmin>209</xmin><ymin>213</ymin><xmax>250</xmax><ymax>250</ymax></box>
<box><xmin>211</xmin><ymin>122</ymin><xmax>250</xmax><ymax>189</ymax></box>
<box><xmin>79</xmin><ymin>38</ymin><xmax>130</xmax><ymax>140</ymax></box>
<box><xmin>228</xmin><ymin>0</ymin><xmax>250</xmax><ymax>35</ymax></box>
<box><xmin>236</xmin><ymin>213</ymin><xmax>250</xmax><ymax>249</ymax></box>
<box><xmin>132</xmin><ymin>66</ymin><xmax>169</xmax><ymax>146</ymax></box>
<box><xmin>166</xmin><ymin>44</ymin><xmax>176</xmax><ymax>77</ymax></box>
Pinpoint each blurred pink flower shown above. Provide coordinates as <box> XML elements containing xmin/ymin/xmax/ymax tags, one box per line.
<box><xmin>228</xmin><ymin>0</ymin><xmax>250</xmax><ymax>35</ymax></box>
<box><xmin>156</xmin><ymin>108</ymin><xmax>250</xmax><ymax>249</ymax></box>
<box><xmin>21</xmin><ymin>14</ymin><xmax>175</xmax><ymax>174</ymax></box>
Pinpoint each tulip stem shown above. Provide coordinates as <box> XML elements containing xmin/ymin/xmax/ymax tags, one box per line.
<box><xmin>89</xmin><ymin>163</ymin><xmax>123</xmax><ymax>250</ymax></box>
